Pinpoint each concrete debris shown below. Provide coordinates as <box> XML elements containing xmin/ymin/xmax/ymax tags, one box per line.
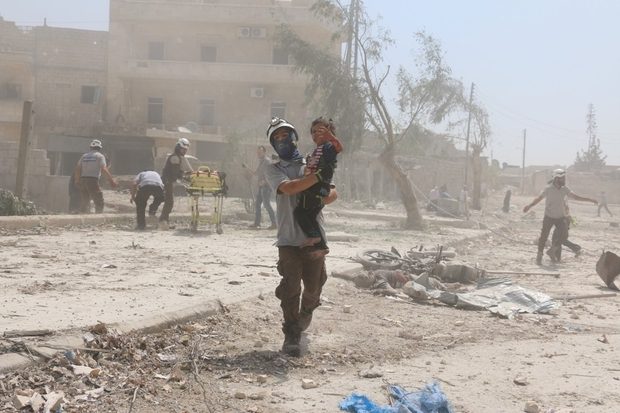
<box><xmin>523</xmin><ymin>400</ymin><xmax>539</xmax><ymax>413</ymax></box>
<box><xmin>301</xmin><ymin>379</ymin><xmax>318</xmax><ymax>389</ymax></box>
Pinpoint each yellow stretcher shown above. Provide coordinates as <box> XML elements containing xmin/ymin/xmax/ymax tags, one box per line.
<box><xmin>185</xmin><ymin>166</ymin><xmax>227</xmax><ymax>233</ymax></box>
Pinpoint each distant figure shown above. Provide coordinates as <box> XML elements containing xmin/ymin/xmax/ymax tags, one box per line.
<box><xmin>459</xmin><ymin>185</ymin><xmax>469</xmax><ymax>217</ymax></box>
<box><xmin>598</xmin><ymin>191</ymin><xmax>613</xmax><ymax>217</ymax></box>
<box><xmin>523</xmin><ymin>169</ymin><xmax>597</xmax><ymax>265</ymax></box>
<box><xmin>439</xmin><ymin>184</ymin><xmax>451</xmax><ymax>199</ymax></box>
<box><xmin>428</xmin><ymin>186</ymin><xmax>439</xmax><ymax>211</ymax></box>
<box><xmin>130</xmin><ymin>170</ymin><xmax>165</xmax><ymax>230</ymax></box>
<box><xmin>68</xmin><ymin>173</ymin><xmax>80</xmax><ymax>214</ymax></box>
<box><xmin>247</xmin><ymin>145</ymin><xmax>276</xmax><ymax>230</ymax></box>
<box><xmin>502</xmin><ymin>189</ymin><xmax>512</xmax><ymax>213</ymax></box>
<box><xmin>74</xmin><ymin>139</ymin><xmax>118</xmax><ymax>214</ymax></box>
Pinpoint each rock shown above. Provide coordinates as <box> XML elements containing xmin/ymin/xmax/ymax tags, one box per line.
<box><xmin>343</xmin><ymin>305</ymin><xmax>352</xmax><ymax>313</ymax></box>
<box><xmin>454</xmin><ymin>320</ymin><xmax>465</xmax><ymax>326</ymax></box>
<box><xmin>72</xmin><ymin>365</ymin><xmax>94</xmax><ymax>376</ymax></box>
<box><xmin>234</xmin><ymin>391</ymin><xmax>246</xmax><ymax>399</ymax></box>
<box><xmin>253</xmin><ymin>340</ymin><xmax>263</xmax><ymax>348</ymax></box>
<box><xmin>12</xmin><ymin>394</ymin><xmax>30</xmax><ymax>410</ymax></box>
<box><xmin>169</xmin><ymin>366</ymin><xmax>185</xmax><ymax>382</ymax></box>
<box><xmin>301</xmin><ymin>379</ymin><xmax>318</xmax><ymax>389</ymax></box>
<box><xmin>249</xmin><ymin>392</ymin><xmax>266</xmax><ymax>400</ymax></box>
<box><xmin>513</xmin><ymin>376</ymin><xmax>529</xmax><ymax>386</ymax></box>
<box><xmin>524</xmin><ymin>400</ymin><xmax>539</xmax><ymax>413</ymax></box>
<box><xmin>30</xmin><ymin>393</ymin><xmax>45</xmax><ymax>411</ymax></box>
<box><xmin>43</xmin><ymin>391</ymin><xmax>64</xmax><ymax>413</ymax></box>
<box><xmin>256</xmin><ymin>374</ymin><xmax>268</xmax><ymax>384</ymax></box>
<box><xmin>360</xmin><ymin>369</ymin><xmax>383</xmax><ymax>378</ymax></box>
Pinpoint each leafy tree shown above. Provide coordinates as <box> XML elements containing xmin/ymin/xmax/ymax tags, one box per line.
<box><xmin>574</xmin><ymin>104</ymin><xmax>606</xmax><ymax>171</ymax></box>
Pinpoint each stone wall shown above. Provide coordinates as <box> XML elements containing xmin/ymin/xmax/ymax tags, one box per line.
<box><xmin>0</xmin><ymin>140</ymin><xmax>69</xmax><ymax>212</ymax></box>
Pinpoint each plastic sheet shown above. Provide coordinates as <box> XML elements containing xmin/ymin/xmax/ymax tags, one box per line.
<box><xmin>340</xmin><ymin>382</ymin><xmax>454</xmax><ymax>413</ymax></box>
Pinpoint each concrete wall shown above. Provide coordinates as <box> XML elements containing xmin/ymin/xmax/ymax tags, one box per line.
<box><xmin>0</xmin><ymin>140</ymin><xmax>69</xmax><ymax>212</ymax></box>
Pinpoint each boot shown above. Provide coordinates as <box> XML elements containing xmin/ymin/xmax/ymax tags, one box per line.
<box><xmin>546</xmin><ymin>246</ymin><xmax>559</xmax><ymax>263</ymax></box>
<box><xmin>536</xmin><ymin>251</ymin><xmax>543</xmax><ymax>266</ymax></box>
<box><xmin>281</xmin><ymin>324</ymin><xmax>301</xmax><ymax>357</ymax></box>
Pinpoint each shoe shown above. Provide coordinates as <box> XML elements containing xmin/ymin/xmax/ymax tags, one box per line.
<box><xmin>281</xmin><ymin>332</ymin><xmax>301</xmax><ymax>357</ymax></box>
<box><xmin>248</xmin><ymin>224</ymin><xmax>260</xmax><ymax>230</ymax></box>
<box><xmin>536</xmin><ymin>253</ymin><xmax>543</xmax><ymax>266</ymax></box>
<box><xmin>267</xmin><ymin>224</ymin><xmax>277</xmax><ymax>230</ymax></box>
<box><xmin>574</xmin><ymin>248</ymin><xmax>582</xmax><ymax>257</ymax></box>
<box><xmin>546</xmin><ymin>247</ymin><xmax>558</xmax><ymax>263</ymax></box>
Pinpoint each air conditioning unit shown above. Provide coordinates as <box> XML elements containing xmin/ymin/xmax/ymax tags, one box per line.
<box><xmin>238</xmin><ymin>27</ymin><xmax>251</xmax><ymax>38</ymax></box>
<box><xmin>251</xmin><ymin>27</ymin><xmax>267</xmax><ymax>38</ymax></box>
<box><xmin>250</xmin><ymin>87</ymin><xmax>265</xmax><ymax>98</ymax></box>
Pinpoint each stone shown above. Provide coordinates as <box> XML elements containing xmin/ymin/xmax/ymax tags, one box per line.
<box><xmin>12</xmin><ymin>394</ymin><xmax>30</xmax><ymax>410</ymax></box>
<box><xmin>30</xmin><ymin>393</ymin><xmax>45</xmax><ymax>411</ymax></box>
<box><xmin>360</xmin><ymin>369</ymin><xmax>383</xmax><ymax>378</ymax></box>
<box><xmin>234</xmin><ymin>391</ymin><xmax>246</xmax><ymax>399</ymax></box>
<box><xmin>257</xmin><ymin>374</ymin><xmax>268</xmax><ymax>384</ymax></box>
<box><xmin>72</xmin><ymin>365</ymin><xmax>93</xmax><ymax>376</ymax></box>
<box><xmin>301</xmin><ymin>379</ymin><xmax>318</xmax><ymax>389</ymax></box>
<box><xmin>524</xmin><ymin>400</ymin><xmax>539</xmax><ymax>413</ymax></box>
<box><xmin>43</xmin><ymin>391</ymin><xmax>64</xmax><ymax>413</ymax></box>
<box><xmin>343</xmin><ymin>305</ymin><xmax>352</xmax><ymax>313</ymax></box>
<box><xmin>513</xmin><ymin>376</ymin><xmax>529</xmax><ymax>386</ymax></box>
<box><xmin>249</xmin><ymin>392</ymin><xmax>266</xmax><ymax>400</ymax></box>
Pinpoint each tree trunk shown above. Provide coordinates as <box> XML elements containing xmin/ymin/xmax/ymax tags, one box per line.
<box><xmin>472</xmin><ymin>146</ymin><xmax>482</xmax><ymax>210</ymax></box>
<box><xmin>379</xmin><ymin>146</ymin><xmax>424</xmax><ymax>229</ymax></box>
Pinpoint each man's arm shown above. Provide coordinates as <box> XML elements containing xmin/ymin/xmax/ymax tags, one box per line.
<box><xmin>568</xmin><ymin>192</ymin><xmax>598</xmax><ymax>204</ymax></box>
<box><xmin>523</xmin><ymin>194</ymin><xmax>544</xmax><ymax>213</ymax></box>
<box><xmin>101</xmin><ymin>165</ymin><xmax>118</xmax><ymax>188</ymax></box>
<box><xmin>324</xmin><ymin>187</ymin><xmax>337</xmax><ymax>205</ymax></box>
<box><xmin>129</xmin><ymin>181</ymin><xmax>138</xmax><ymax>203</ymax></box>
<box><xmin>277</xmin><ymin>173</ymin><xmax>319</xmax><ymax>195</ymax></box>
<box><xmin>73</xmin><ymin>161</ymin><xmax>82</xmax><ymax>185</ymax></box>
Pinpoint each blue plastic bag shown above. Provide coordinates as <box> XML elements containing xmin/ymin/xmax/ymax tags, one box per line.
<box><xmin>340</xmin><ymin>382</ymin><xmax>454</xmax><ymax>413</ymax></box>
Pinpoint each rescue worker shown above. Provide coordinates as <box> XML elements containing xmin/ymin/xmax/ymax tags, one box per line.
<box><xmin>159</xmin><ymin>138</ymin><xmax>193</xmax><ymax>229</ymax></box>
<box><xmin>523</xmin><ymin>169</ymin><xmax>597</xmax><ymax>265</ymax></box>
<box><xmin>264</xmin><ymin>117</ymin><xmax>338</xmax><ymax>357</ymax></box>
<box><xmin>130</xmin><ymin>170</ymin><xmax>165</xmax><ymax>230</ymax></box>
<box><xmin>74</xmin><ymin>139</ymin><xmax>117</xmax><ymax>213</ymax></box>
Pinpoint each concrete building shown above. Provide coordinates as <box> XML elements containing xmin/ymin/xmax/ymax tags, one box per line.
<box><xmin>0</xmin><ymin>19</ymin><xmax>34</xmax><ymax>143</ymax></box>
<box><xmin>105</xmin><ymin>0</ymin><xmax>338</xmax><ymax>171</ymax></box>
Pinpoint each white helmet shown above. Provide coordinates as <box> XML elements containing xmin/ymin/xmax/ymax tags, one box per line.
<box><xmin>266</xmin><ymin>117</ymin><xmax>298</xmax><ymax>142</ymax></box>
<box><xmin>176</xmin><ymin>137</ymin><xmax>190</xmax><ymax>149</ymax></box>
<box><xmin>90</xmin><ymin>139</ymin><xmax>103</xmax><ymax>149</ymax></box>
<box><xmin>552</xmin><ymin>168</ymin><xmax>566</xmax><ymax>179</ymax></box>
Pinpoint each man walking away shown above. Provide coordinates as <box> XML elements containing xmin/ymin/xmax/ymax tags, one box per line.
<box><xmin>75</xmin><ymin>139</ymin><xmax>117</xmax><ymax>213</ymax></box>
<box><xmin>130</xmin><ymin>170</ymin><xmax>165</xmax><ymax>230</ymax></box>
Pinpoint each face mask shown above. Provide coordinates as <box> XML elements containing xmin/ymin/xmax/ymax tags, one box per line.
<box><xmin>272</xmin><ymin>130</ymin><xmax>300</xmax><ymax>160</ymax></box>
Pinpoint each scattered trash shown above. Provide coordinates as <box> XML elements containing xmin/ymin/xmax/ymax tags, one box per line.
<box><xmin>340</xmin><ymin>382</ymin><xmax>454</xmax><ymax>413</ymax></box>
<box><xmin>597</xmin><ymin>334</ymin><xmax>609</xmax><ymax>344</ymax></box>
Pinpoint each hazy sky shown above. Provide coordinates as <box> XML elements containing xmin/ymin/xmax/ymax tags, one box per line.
<box><xmin>1</xmin><ymin>0</ymin><xmax>618</xmax><ymax>167</ymax></box>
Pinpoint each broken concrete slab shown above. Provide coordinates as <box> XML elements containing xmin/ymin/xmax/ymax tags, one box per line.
<box><xmin>596</xmin><ymin>250</ymin><xmax>620</xmax><ymax>290</ymax></box>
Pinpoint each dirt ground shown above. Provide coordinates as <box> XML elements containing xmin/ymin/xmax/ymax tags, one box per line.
<box><xmin>1</xmin><ymin>190</ymin><xmax>619</xmax><ymax>413</ymax></box>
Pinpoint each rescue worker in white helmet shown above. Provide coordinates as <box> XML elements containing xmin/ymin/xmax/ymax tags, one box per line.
<box><xmin>159</xmin><ymin>138</ymin><xmax>193</xmax><ymax>228</ymax></box>
<box><xmin>523</xmin><ymin>168</ymin><xmax>597</xmax><ymax>265</ymax></box>
<box><xmin>74</xmin><ymin>139</ymin><xmax>118</xmax><ymax>213</ymax></box>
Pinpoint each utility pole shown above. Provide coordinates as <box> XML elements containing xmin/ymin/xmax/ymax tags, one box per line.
<box><xmin>521</xmin><ymin>129</ymin><xmax>527</xmax><ymax>194</ymax></box>
<box><xmin>15</xmin><ymin>100</ymin><xmax>34</xmax><ymax>199</ymax></box>
<box><xmin>463</xmin><ymin>82</ymin><xmax>475</xmax><ymax>188</ymax></box>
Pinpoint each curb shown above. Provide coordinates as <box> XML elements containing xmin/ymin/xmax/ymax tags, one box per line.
<box><xmin>0</xmin><ymin>291</ymin><xmax>260</xmax><ymax>373</ymax></box>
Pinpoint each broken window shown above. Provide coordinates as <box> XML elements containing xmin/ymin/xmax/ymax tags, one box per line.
<box><xmin>271</xmin><ymin>102</ymin><xmax>286</xmax><ymax>119</ymax></box>
<box><xmin>200</xmin><ymin>45</ymin><xmax>217</xmax><ymax>62</ymax></box>
<box><xmin>199</xmin><ymin>99</ymin><xmax>215</xmax><ymax>125</ymax></box>
<box><xmin>272</xmin><ymin>48</ymin><xmax>289</xmax><ymax>65</ymax></box>
<box><xmin>147</xmin><ymin>97</ymin><xmax>164</xmax><ymax>124</ymax></box>
<box><xmin>148</xmin><ymin>41</ymin><xmax>165</xmax><ymax>60</ymax></box>
<box><xmin>80</xmin><ymin>85</ymin><xmax>101</xmax><ymax>104</ymax></box>
<box><xmin>0</xmin><ymin>83</ymin><xmax>22</xmax><ymax>100</ymax></box>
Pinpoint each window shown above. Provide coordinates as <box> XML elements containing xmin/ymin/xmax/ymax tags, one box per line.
<box><xmin>199</xmin><ymin>99</ymin><xmax>215</xmax><ymax>125</ymax></box>
<box><xmin>272</xmin><ymin>48</ymin><xmax>289</xmax><ymax>65</ymax></box>
<box><xmin>80</xmin><ymin>85</ymin><xmax>101</xmax><ymax>104</ymax></box>
<box><xmin>148</xmin><ymin>41</ymin><xmax>165</xmax><ymax>60</ymax></box>
<box><xmin>0</xmin><ymin>83</ymin><xmax>22</xmax><ymax>100</ymax></box>
<box><xmin>147</xmin><ymin>97</ymin><xmax>164</xmax><ymax>124</ymax></box>
<box><xmin>200</xmin><ymin>45</ymin><xmax>217</xmax><ymax>62</ymax></box>
<box><xmin>271</xmin><ymin>102</ymin><xmax>286</xmax><ymax>119</ymax></box>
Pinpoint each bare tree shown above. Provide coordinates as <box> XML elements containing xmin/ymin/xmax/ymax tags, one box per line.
<box><xmin>278</xmin><ymin>2</ymin><xmax>466</xmax><ymax>229</ymax></box>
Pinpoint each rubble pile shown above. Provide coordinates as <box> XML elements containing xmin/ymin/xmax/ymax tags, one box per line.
<box><xmin>0</xmin><ymin>189</ymin><xmax>41</xmax><ymax>216</ymax></box>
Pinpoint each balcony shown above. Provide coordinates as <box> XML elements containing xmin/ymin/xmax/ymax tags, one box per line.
<box><xmin>117</xmin><ymin>59</ymin><xmax>304</xmax><ymax>83</ymax></box>
<box><xmin>113</xmin><ymin>0</ymin><xmax>331</xmax><ymax>28</ymax></box>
